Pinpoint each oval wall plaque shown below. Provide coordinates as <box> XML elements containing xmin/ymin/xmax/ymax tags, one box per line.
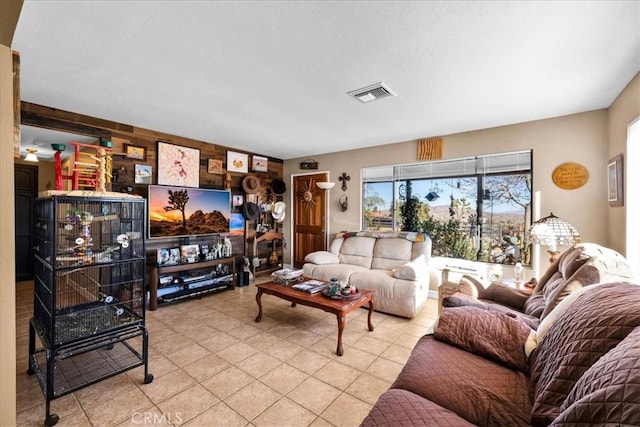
<box><xmin>552</xmin><ymin>162</ymin><xmax>589</xmax><ymax>190</ymax></box>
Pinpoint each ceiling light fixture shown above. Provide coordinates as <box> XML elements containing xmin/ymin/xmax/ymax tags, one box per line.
<box><xmin>24</xmin><ymin>148</ymin><xmax>39</xmax><ymax>162</ymax></box>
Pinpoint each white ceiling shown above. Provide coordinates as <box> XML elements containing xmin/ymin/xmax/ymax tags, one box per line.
<box><xmin>12</xmin><ymin>1</ymin><xmax>640</xmax><ymax>160</ymax></box>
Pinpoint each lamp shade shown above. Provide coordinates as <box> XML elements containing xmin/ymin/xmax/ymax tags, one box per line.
<box><xmin>529</xmin><ymin>212</ymin><xmax>581</xmax><ymax>247</ymax></box>
<box><xmin>24</xmin><ymin>149</ymin><xmax>39</xmax><ymax>162</ymax></box>
<box><xmin>316</xmin><ymin>181</ymin><xmax>335</xmax><ymax>190</ymax></box>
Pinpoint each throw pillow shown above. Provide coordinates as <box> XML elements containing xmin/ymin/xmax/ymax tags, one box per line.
<box><xmin>392</xmin><ymin>255</ymin><xmax>427</xmax><ymax>280</ymax></box>
<box><xmin>304</xmin><ymin>251</ymin><xmax>339</xmax><ymax>265</ymax></box>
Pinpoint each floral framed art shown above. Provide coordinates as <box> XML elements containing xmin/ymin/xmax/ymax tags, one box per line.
<box><xmin>227</xmin><ymin>151</ymin><xmax>248</xmax><ymax>173</ymax></box>
<box><xmin>207</xmin><ymin>158</ymin><xmax>223</xmax><ymax>174</ymax></box>
<box><xmin>608</xmin><ymin>154</ymin><xmax>624</xmax><ymax>207</ymax></box>
<box><xmin>157</xmin><ymin>141</ymin><xmax>200</xmax><ymax>188</ymax></box>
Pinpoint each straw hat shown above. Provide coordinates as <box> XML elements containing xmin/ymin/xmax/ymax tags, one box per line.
<box><xmin>242</xmin><ymin>174</ymin><xmax>261</xmax><ymax>194</ymax></box>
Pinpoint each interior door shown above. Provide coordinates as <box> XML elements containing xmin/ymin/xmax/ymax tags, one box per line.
<box><xmin>15</xmin><ymin>164</ymin><xmax>38</xmax><ymax>281</ymax></box>
<box><xmin>293</xmin><ymin>173</ymin><xmax>328</xmax><ymax>268</ymax></box>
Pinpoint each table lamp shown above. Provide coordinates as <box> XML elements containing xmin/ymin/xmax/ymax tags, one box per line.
<box><xmin>529</xmin><ymin>212</ymin><xmax>581</xmax><ymax>262</ymax></box>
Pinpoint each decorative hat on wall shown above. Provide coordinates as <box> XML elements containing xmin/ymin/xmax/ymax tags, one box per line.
<box><xmin>242</xmin><ymin>174</ymin><xmax>261</xmax><ymax>194</ymax></box>
<box><xmin>272</xmin><ymin>201</ymin><xmax>286</xmax><ymax>223</ymax></box>
<box><xmin>242</xmin><ymin>202</ymin><xmax>260</xmax><ymax>220</ymax></box>
<box><xmin>271</xmin><ymin>179</ymin><xmax>286</xmax><ymax>195</ymax></box>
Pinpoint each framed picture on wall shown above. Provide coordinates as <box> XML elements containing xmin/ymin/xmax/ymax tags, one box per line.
<box><xmin>252</xmin><ymin>155</ymin><xmax>268</xmax><ymax>172</ymax></box>
<box><xmin>227</xmin><ymin>151</ymin><xmax>248</xmax><ymax>173</ymax></box>
<box><xmin>608</xmin><ymin>154</ymin><xmax>624</xmax><ymax>207</ymax></box>
<box><xmin>124</xmin><ymin>144</ymin><xmax>147</xmax><ymax>161</ymax></box>
<box><xmin>134</xmin><ymin>164</ymin><xmax>152</xmax><ymax>184</ymax></box>
<box><xmin>157</xmin><ymin>141</ymin><xmax>200</xmax><ymax>188</ymax></box>
<box><xmin>207</xmin><ymin>158</ymin><xmax>223</xmax><ymax>174</ymax></box>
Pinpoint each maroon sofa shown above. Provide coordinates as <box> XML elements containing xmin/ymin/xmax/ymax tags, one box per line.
<box><xmin>361</xmin><ymin>282</ymin><xmax>640</xmax><ymax>426</ymax></box>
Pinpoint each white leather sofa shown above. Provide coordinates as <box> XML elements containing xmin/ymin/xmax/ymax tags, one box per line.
<box><xmin>302</xmin><ymin>231</ymin><xmax>434</xmax><ymax>318</ymax></box>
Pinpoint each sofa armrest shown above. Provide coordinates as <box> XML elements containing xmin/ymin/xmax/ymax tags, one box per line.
<box><xmin>392</xmin><ymin>255</ymin><xmax>429</xmax><ymax>281</ymax></box>
<box><xmin>304</xmin><ymin>251</ymin><xmax>339</xmax><ymax>265</ymax></box>
<box><xmin>484</xmin><ymin>284</ymin><xmax>530</xmax><ymax>310</ymax></box>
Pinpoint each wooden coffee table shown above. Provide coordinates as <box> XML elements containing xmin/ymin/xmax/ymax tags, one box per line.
<box><xmin>254</xmin><ymin>280</ymin><xmax>375</xmax><ymax>356</ymax></box>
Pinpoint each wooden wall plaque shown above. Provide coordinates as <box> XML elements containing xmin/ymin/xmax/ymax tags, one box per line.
<box><xmin>552</xmin><ymin>162</ymin><xmax>589</xmax><ymax>190</ymax></box>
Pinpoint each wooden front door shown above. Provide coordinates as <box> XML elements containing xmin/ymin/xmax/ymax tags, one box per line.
<box><xmin>293</xmin><ymin>173</ymin><xmax>328</xmax><ymax>268</ymax></box>
<box><xmin>15</xmin><ymin>164</ymin><xmax>38</xmax><ymax>281</ymax></box>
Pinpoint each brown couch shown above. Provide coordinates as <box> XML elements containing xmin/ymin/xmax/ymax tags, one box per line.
<box><xmin>361</xmin><ymin>282</ymin><xmax>640</xmax><ymax>426</ymax></box>
<box><xmin>442</xmin><ymin>243</ymin><xmax>633</xmax><ymax>329</ymax></box>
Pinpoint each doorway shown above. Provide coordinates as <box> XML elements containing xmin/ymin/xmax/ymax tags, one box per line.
<box><xmin>15</xmin><ymin>163</ymin><xmax>38</xmax><ymax>281</ymax></box>
<box><xmin>292</xmin><ymin>172</ymin><xmax>329</xmax><ymax>268</ymax></box>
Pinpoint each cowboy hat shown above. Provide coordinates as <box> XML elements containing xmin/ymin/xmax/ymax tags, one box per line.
<box><xmin>271</xmin><ymin>179</ymin><xmax>286</xmax><ymax>195</ymax></box>
<box><xmin>242</xmin><ymin>174</ymin><xmax>261</xmax><ymax>194</ymax></box>
<box><xmin>272</xmin><ymin>201</ymin><xmax>286</xmax><ymax>223</ymax></box>
<box><xmin>242</xmin><ymin>202</ymin><xmax>260</xmax><ymax>220</ymax></box>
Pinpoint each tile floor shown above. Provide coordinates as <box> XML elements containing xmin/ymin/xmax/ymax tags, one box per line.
<box><xmin>15</xmin><ymin>279</ymin><xmax>438</xmax><ymax>426</ymax></box>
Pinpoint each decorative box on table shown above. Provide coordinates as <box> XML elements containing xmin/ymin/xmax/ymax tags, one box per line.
<box><xmin>271</xmin><ymin>267</ymin><xmax>304</xmax><ymax>285</ymax></box>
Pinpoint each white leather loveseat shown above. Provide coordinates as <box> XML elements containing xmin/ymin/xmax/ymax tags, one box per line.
<box><xmin>302</xmin><ymin>231</ymin><xmax>434</xmax><ymax>318</ymax></box>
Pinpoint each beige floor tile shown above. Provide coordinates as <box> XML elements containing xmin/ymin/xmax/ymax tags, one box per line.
<box><xmin>244</xmin><ymin>331</ymin><xmax>282</xmax><ymax>350</ymax></box>
<box><xmin>345</xmin><ymin>373</ymin><xmax>391</xmax><ymax>405</ymax></box>
<box><xmin>263</xmin><ymin>339</ymin><xmax>304</xmax><ymax>361</ymax></box>
<box><xmin>139</xmin><ymin>369</ymin><xmax>196</xmax><ymax>404</ymax></box>
<box><xmin>182</xmin><ymin>401</ymin><xmax>249</xmax><ymax>427</ymax></box>
<box><xmin>287</xmin><ymin>349</ymin><xmax>332</xmax><ymax>375</ymax></box>
<box><xmin>351</xmin><ymin>335</ymin><xmax>390</xmax><ymax>356</ymax></box>
<box><xmin>226</xmin><ymin>323</ymin><xmax>263</xmax><ymax>341</ymax></box>
<box><xmin>336</xmin><ymin>347</ymin><xmax>377</xmax><ymax>371</ymax></box>
<box><xmin>313</xmin><ymin>361</ymin><xmax>361</xmax><ymax>390</ymax></box>
<box><xmin>267</xmin><ymin>322</ymin><xmax>302</xmax><ymax>338</ymax></box>
<box><xmin>259</xmin><ymin>364</ymin><xmax>309</xmax><ymax>395</ymax></box>
<box><xmin>201</xmin><ymin>366</ymin><xmax>255</xmax><ymax>400</ymax></box>
<box><xmin>287</xmin><ymin>377</ymin><xmax>341</xmax><ymax>415</ymax></box>
<box><xmin>216</xmin><ymin>341</ymin><xmax>258</xmax><ymax>364</ymax></box>
<box><xmin>165</xmin><ymin>342</ymin><xmax>211</xmax><ymax>366</ymax></box>
<box><xmin>52</xmin><ymin>410</ymin><xmax>92</xmax><ymax>427</ymax></box>
<box><xmin>199</xmin><ymin>330</ymin><xmax>241</xmax><ymax>353</ymax></box>
<box><xmin>320</xmin><ymin>393</ymin><xmax>372</xmax><ymax>427</ymax></box>
<box><xmin>365</xmin><ymin>357</ymin><xmax>404</xmax><ymax>383</ymax></box>
<box><xmin>236</xmin><ymin>352</ymin><xmax>282</xmax><ymax>378</ymax></box>
<box><xmin>393</xmin><ymin>332</ymin><xmax>423</xmax><ymax>349</ymax></box>
<box><xmin>182</xmin><ymin>353</ymin><xmax>230</xmax><ymax>382</ymax></box>
<box><xmin>150</xmin><ymin>333</ymin><xmax>196</xmax><ymax>355</ymax></box>
<box><xmin>115</xmin><ymin>406</ymin><xmax>174</xmax><ymax>427</ymax></box>
<box><xmin>16</xmin><ymin>384</ymin><xmax>45</xmax><ymax>413</ymax></box>
<box><xmin>224</xmin><ymin>380</ymin><xmax>282</xmax><ymax>421</ymax></box>
<box><xmin>252</xmin><ymin>397</ymin><xmax>316</xmax><ymax>427</ymax></box>
<box><xmin>84</xmin><ymin>386</ymin><xmax>154</xmax><ymax>426</ymax></box>
<box><xmin>74</xmin><ymin>374</ymin><xmax>137</xmax><ymax>409</ymax></box>
<box><xmin>286</xmin><ymin>329</ymin><xmax>324</xmax><ymax>347</ymax></box>
<box><xmin>17</xmin><ymin>393</ymin><xmax>82</xmax><ymax>427</ymax></box>
<box><xmin>380</xmin><ymin>343</ymin><xmax>413</xmax><ymax>365</ymax></box>
<box><xmin>156</xmin><ymin>383</ymin><xmax>219</xmax><ymax>424</ymax></box>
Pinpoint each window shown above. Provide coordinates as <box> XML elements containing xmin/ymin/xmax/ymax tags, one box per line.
<box><xmin>362</xmin><ymin>151</ymin><xmax>532</xmax><ymax>265</ymax></box>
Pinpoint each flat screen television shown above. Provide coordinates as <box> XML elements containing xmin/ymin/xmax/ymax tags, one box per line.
<box><xmin>148</xmin><ymin>185</ymin><xmax>231</xmax><ymax>239</ymax></box>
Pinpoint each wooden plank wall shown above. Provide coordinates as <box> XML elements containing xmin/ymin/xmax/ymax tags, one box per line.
<box><xmin>20</xmin><ymin>101</ymin><xmax>284</xmax><ymax>277</ymax></box>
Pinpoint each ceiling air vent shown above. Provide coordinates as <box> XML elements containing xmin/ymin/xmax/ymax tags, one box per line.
<box><xmin>348</xmin><ymin>82</ymin><xmax>396</xmax><ymax>104</ymax></box>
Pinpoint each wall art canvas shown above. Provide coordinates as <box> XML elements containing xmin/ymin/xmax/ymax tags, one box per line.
<box><xmin>252</xmin><ymin>155</ymin><xmax>268</xmax><ymax>172</ymax></box>
<box><xmin>227</xmin><ymin>151</ymin><xmax>248</xmax><ymax>173</ymax></box>
<box><xmin>157</xmin><ymin>141</ymin><xmax>200</xmax><ymax>187</ymax></box>
<box><xmin>608</xmin><ymin>154</ymin><xmax>624</xmax><ymax>207</ymax></box>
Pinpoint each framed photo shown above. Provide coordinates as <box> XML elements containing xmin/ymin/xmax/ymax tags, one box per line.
<box><xmin>157</xmin><ymin>248</ymin><xmax>170</xmax><ymax>266</ymax></box>
<box><xmin>230</xmin><ymin>212</ymin><xmax>245</xmax><ymax>236</ymax></box>
<box><xmin>168</xmin><ymin>248</ymin><xmax>181</xmax><ymax>265</ymax></box>
<box><xmin>180</xmin><ymin>244</ymin><xmax>200</xmax><ymax>263</ymax></box>
<box><xmin>124</xmin><ymin>144</ymin><xmax>147</xmax><ymax>161</ymax></box>
<box><xmin>608</xmin><ymin>154</ymin><xmax>624</xmax><ymax>207</ymax></box>
<box><xmin>134</xmin><ymin>164</ymin><xmax>152</xmax><ymax>184</ymax></box>
<box><xmin>207</xmin><ymin>158</ymin><xmax>223</xmax><ymax>174</ymax></box>
<box><xmin>227</xmin><ymin>151</ymin><xmax>248</xmax><ymax>173</ymax></box>
<box><xmin>157</xmin><ymin>141</ymin><xmax>200</xmax><ymax>187</ymax></box>
<box><xmin>252</xmin><ymin>155</ymin><xmax>268</xmax><ymax>172</ymax></box>
<box><xmin>232</xmin><ymin>194</ymin><xmax>244</xmax><ymax>207</ymax></box>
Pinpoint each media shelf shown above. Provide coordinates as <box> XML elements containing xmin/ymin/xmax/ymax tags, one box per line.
<box><xmin>148</xmin><ymin>257</ymin><xmax>235</xmax><ymax>310</ymax></box>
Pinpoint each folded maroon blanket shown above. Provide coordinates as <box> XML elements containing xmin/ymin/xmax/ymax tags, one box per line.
<box><xmin>434</xmin><ymin>306</ymin><xmax>533</xmax><ymax>373</ymax></box>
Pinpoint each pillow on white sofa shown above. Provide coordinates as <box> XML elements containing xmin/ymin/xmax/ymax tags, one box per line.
<box><xmin>304</xmin><ymin>251</ymin><xmax>340</xmax><ymax>265</ymax></box>
<box><xmin>392</xmin><ymin>255</ymin><xmax>428</xmax><ymax>280</ymax></box>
